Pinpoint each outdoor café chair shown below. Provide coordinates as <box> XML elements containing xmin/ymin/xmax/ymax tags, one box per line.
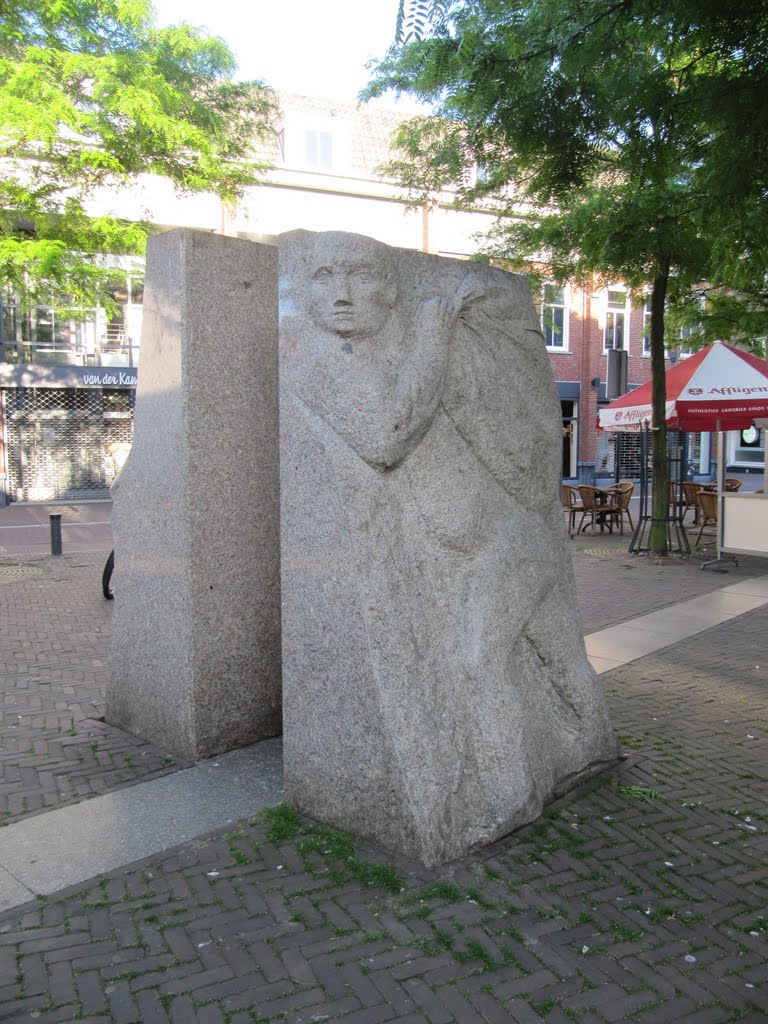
<box><xmin>681</xmin><ymin>481</ymin><xmax>701</xmax><ymax>523</ymax></box>
<box><xmin>561</xmin><ymin>483</ymin><xmax>584</xmax><ymax>535</ymax></box>
<box><xmin>610</xmin><ymin>480</ymin><xmax>635</xmax><ymax>532</ymax></box>
<box><xmin>695</xmin><ymin>489</ymin><xmax>718</xmax><ymax>545</ymax></box>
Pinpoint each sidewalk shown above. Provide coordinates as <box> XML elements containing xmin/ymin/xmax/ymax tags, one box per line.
<box><xmin>0</xmin><ymin>500</ymin><xmax>113</xmax><ymax>558</ymax></box>
<box><xmin>0</xmin><ymin>507</ymin><xmax>766</xmax><ymax>1023</ymax></box>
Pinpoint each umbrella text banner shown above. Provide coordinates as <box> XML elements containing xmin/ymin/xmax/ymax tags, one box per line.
<box><xmin>598</xmin><ymin>341</ymin><xmax>768</xmax><ymax>562</ymax></box>
<box><xmin>599</xmin><ymin>341</ymin><xmax>768</xmax><ymax>433</ymax></box>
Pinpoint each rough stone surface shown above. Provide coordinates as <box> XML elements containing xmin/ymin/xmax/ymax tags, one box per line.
<box><xmin>279</xmin><ymin>229</ymin><xmax>618</xmax><ymax>866</ymax></box>
<box><xmin>108</xmin><ymin>230</ymin><xmax>281</xmax><ymax>760</ymax></box>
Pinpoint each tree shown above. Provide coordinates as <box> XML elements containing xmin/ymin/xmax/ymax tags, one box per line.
<box><xmin>0</xmin><ymin>0</ymin><xmax>277</xmax><ymax>312</ymax></box>
<box><xmin>365</xmin><ymin>0</ymin><xmax>768</xmax><ymax>555</ymax></box>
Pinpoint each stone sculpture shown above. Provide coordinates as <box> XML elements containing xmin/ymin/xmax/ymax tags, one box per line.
<box><xmin>108</xmin><ymin>231</ymin><xmax>281</xmax><ymax>760</ymax></box>
<box><xmin>279</xmin><ymin>229</ymin><xmax>618</xmax><ymax>867</ymax></box>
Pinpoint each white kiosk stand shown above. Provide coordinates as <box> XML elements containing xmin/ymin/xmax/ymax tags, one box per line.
<box><xmin>720</xmin><ymin>421</ymin><xmax>768</xmax><ymax>560</ymax></box>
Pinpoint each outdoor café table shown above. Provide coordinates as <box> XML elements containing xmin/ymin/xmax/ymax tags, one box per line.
<box><xmin>595</xmin><ymin>487</ymin><xmax>622</xmax><ymax>532</ymax></box>
<box><xmin>578</xmin><ymin>485</ymin><xmax>622</xmax><ymax>533</ymax></box>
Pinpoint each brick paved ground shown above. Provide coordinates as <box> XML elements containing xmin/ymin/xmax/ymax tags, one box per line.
<box><xmin>0</xmin><ymin>509</ymin><xmax>766</xmax><ymax>1022</ymax></box>
<box><xmin>0</xmin><ymin>552</ymin><xmax>191</xmax><ymax>828</ymax></box>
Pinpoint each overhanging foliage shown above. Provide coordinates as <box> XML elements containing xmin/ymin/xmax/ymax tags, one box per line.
<box><xmin>366</xmin><ymin>0</ymin><xmax>768</xmax><ymax>553</ymax></box>
<box><xmin>0</xmin><ymin>0</ymin><xmax>278</xmax><ymax>306</ymax></box>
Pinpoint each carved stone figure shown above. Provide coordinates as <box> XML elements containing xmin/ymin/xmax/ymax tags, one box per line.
<box><xmin>279</xmin><ymin>229</ymin><xmax>617</xmax><ymax>867</ymax></box>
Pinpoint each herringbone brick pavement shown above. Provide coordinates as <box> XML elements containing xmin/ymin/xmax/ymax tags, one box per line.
<box><xmin>0</xmin><ymin>554</ymin><xmax>190</xmax><ymax>827</ymax></box>
<box><xmin>2</xmin><ymin>530</ymin><xmax>758</xmax><ymax>831</ymax></box>
<box><xmin>0</xmin><ymin>526</ymin><xmax>766</xmax><ymax>1022</ymax></box>
<box><xmin>566</xmin><ymin>532</ymin><xmax>768</xmax><ymax>634</ymax></box>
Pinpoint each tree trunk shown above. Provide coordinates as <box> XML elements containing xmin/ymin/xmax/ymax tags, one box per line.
<box><xmin>649</xmin><ymin>266</ymin><xmax>669</xmax><ymax>555</ymax></box>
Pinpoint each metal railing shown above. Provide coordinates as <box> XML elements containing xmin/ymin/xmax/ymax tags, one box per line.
<box><xmin>1</xmin><ymin>329</ymin><xmax>139</xmax><ymax>368</ymax></box>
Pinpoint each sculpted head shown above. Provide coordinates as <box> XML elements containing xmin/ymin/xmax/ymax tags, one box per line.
<box><xmin>306</xmin><ymin>232</ymin><xmax>398</xmax><ymax>338</ymax></box>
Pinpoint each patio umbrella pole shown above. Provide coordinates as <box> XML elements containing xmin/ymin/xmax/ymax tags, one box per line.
<box><xmin>628</xmin><ymin>424</ymin><xmax>649</xmax><ymax>553</ymax></box>
<box><xmin>627</xmin><ymin>423</ymin><xmax>690</xmax><ymax>556</ymax></box>
<box><xmin>700</xmin><ymin>423</ymin><xmax>737</xmax><ymax>571</ymax></box>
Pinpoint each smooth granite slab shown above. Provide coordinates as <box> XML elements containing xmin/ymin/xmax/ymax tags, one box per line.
<box><xmin>108</xmin><ymin>230</ymin><xmax>281</xmax><ymax>760</ymax></box>
<box><xmin>0</xmin><ymin>864</ymin><xmax>34</xmax><ymax>914</ymax></box>
<box><xmin>586</xmin><ymin>575</ymin><xmax>768</xmax><ymax>673</ymax></box>
<box><xmin>0</xmin><ymin>739</ymin><xmax>283</xmax><ymax>912</ymax></box>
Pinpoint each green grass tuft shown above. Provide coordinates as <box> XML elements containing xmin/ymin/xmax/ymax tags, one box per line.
<box><xmin>261</xmin><ymin>803</ymin><xmax>303</xmax><ymax>843</ymax></box>
<box><xmin>617</xmin><ymin>783</ymin><xmax>666</xmax><ymax>803</ymax></box>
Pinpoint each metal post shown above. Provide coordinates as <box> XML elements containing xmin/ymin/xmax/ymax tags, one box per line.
<box><xmin>49</xmin><ymin>512</ymin><xmax>62</xmax><ymax>555</ymax></box>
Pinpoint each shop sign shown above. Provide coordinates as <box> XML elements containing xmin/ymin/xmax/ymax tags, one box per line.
<box><xmin>0</xmin><ymin>365</ymin><xmax>137</xmax><ymax>389</ymax></box>
<box><xmin>81</xmin><ymin>370</ymin><xmax>137</xmax><ymax>387</ymax></box>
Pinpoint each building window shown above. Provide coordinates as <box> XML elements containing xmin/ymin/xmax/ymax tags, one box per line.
<box><xmin>642</xmin><ymin>295</ymin><xmax>652</xmax><ymax>356</ymax></box>
<box><xmin>671</xmin><ymin>294</ymin><xmax>706</xmax><ymax>360</ymax></box>
<box><xmin>305</xmin><ymin>130</ymin><xmax>333</xmax><ymax>169</ymax></box>
<box><xmin>677</xmin><ymin>323</ymin><xmax>696</xmax><ymax>359</ymax></box>
<box><xmin>603</xmin><ymin>287</ymin><xmax>627</xmax><ymax>352</ymax></box>
<box><xmin>644</xmin><ymin>295</ymin><xmax>698</xmax><ymax>361</ymax></box>
<box><xmin>0</xmin><ymin>293</ymin><xmax>81</xmax><ymax>362</ymax></box>
<box><xmin>732</xmin><ymin>425</ymin><xmax>765</xmax><ymax>467</ymax></box>
<box><xmin>541</xmin><ymin>284</ymin><xmax>568</xmax><ymax>350</ymax></box>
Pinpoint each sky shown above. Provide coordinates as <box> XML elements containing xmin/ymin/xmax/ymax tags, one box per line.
<box><xmin>151</xmin><ymin>0</ymin><xmax>416</xmax><ymax>107</ymax></box>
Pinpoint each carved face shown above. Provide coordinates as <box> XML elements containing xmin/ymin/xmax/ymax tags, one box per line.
<box><xmin>307</xmin><ymin>234</ymin><xmax>397</xmax><ymax>338</ymax></box>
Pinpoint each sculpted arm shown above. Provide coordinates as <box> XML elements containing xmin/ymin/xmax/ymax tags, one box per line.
<box><xmin>375</xmin><ymin>298</ymin><xmax>455</xmax><ymax>467</ymax></box>
<box><xmin>363</xmin><ymin>283</ymin><xmax>484</xmax><ymax>471</ymax></box>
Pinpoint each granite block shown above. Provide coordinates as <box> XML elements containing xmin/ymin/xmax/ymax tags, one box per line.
<box><xmin>107</xmin><ymin>230</ymin><xmax>281</xmax><ymax>759</ymax></box>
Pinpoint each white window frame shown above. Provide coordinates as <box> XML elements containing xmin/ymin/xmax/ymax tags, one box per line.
<box><xmin>541</xmin><ymin>283</ymin><xmax>569</xmax><ymax>351</ymax></box>
<box><xmin>642</xmin><ymin>295</ymin><xmax>652</xmax><ymax>357</ymax></box>
<box><xmin>677</xmin><ymin>323</ymin><xmax>696</xmax><ymax>359</ymax></box>
<box><xmin>305</xmin><ymin>129</ymin><xmax>333</xmax><ymax>170</ymax></box>
<box><xmin>728</xmin><ymin>425</ymin><xmax>765</xmax><ymax>468</ymax></box>
<box><xmin>644</xmin><ymin>294</ymin><xmax>699</xmax><ymax>361</ymax></box>
<box><xmin>672</xmin><ymin>294</ymin><xmax>706</xmax><ymax>360</ymax></box>
<box><xmin>278</xmin><ymin>112</ymin><xmax>351</xmax><ymax>172</ymax></box>
<box><xmin>603</xmin><ymin>286</ymin><xmax>629</xmax><ymax>353</ymax></box>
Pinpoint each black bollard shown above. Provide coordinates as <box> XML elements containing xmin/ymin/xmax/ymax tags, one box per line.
<box><xmin>49</xmin><ymin>513</ymin><xmax>62</xmax><ymax>556</ymax></box>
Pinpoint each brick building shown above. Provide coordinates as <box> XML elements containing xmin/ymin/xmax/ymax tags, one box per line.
<box><xmin>0</xmin><ymin>93</ymin><xmax>761</xmax><ymax>503</ymax></box>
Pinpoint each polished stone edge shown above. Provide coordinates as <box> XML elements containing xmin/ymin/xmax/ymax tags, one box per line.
<box><xmin>0</xmin><ymin>864</ymin><xmax>34</xmax><ymax>915</ymax></box>
<box><xmin>586</xmin><ymin>576</ymin><xmax>768</xmax><ymax>674</ymax></box>
<box><xmin>0</xmin><ymin>738</ymin><xmax>283</xmax><ymax>913</ymax></box>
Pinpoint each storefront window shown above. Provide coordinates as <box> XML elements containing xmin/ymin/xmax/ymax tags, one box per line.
<box><xmin>732</xmin><ymin>426</ymin><xmax>765</xmax><ymax>466</ymax></box>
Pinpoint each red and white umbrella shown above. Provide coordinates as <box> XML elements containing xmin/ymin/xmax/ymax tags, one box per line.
<box><xmin>599</xmin><ymin>340</ymin><xmax>768</xmax><ymax>432</ymax></box>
